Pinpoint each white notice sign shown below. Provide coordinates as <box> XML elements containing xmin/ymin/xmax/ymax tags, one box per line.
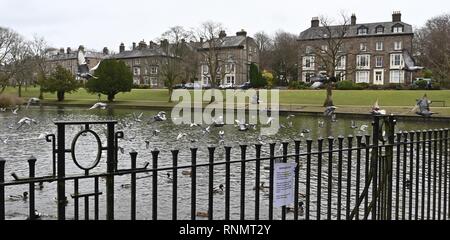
<box><xmin>273</xmin><ymin>162</ymin><xmax>297</xmax><ymax>207</ymax></box>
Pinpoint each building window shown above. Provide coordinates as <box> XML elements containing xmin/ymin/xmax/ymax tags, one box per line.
<box><xmin>202</xmin><ymin>65</ymin><xmax>209</xmax><ymax>74</ymax></box>
<box><xmin>135</xmin><ymin>59</ymin><xmax>140</xmax><ymax>65</ymax></box>
<box><xmin>335</xmin><ymin>71</ymin><xmax>346</xmax><ymax>81</ymax></box>
<box><xmin>336</xmin><ymin>56</ymin><xmax>346</xmax><ymax>70</ymax></box>
<box><xmin>133</xmin><ymin>67</ymin><xmax>140</xmax><ymax>76</ymax></box>
<box><xmin>150</xmin><ymin>77</ymin><xmax>158</xmax><ymax>86</ymax></box>
<box><xmin>303</xmin><ymin>56</ymin><xmax>315</xmax><ymax>70</ymax></box>
<box><xmin>373</xmin><ymin>70</ymin><xmax>384</xmax><ymax>85</ymax></box>
<box><xmin>306</xmin><ymin>46</ymin><xmax>313</xmax><ymax>54</ymax></box>
<box><xmin>302</xmin><ymin>72</ymin><xmax>315</xmax><ymax>82</ymax></box>
<box><xmin>392</xmin><ymin>24</ymin><xmax>404</xmax><ymax>33</ymax></box>
<box><xmin>150</xmin><ymin>66</ymin><xmax>158</xmax><ymax>74</ymax></box>
<box><xmin>390</xmin><ymin>54</ymin><xmax>403</xmax><ymax>68</ymax></box>
<box><xmin>375</xmin><ymin>56</ymin><xmax>383</xmax><ymax>67</ymax></box>
<box><xmin>321</xmin><ymin>45</ymin><xmax>328</xmax><ymax>53</ymax></box>
<box><xmin>356</xmin><ymin>55</ymin><xmax>370</xmax><ymax>69</ymax></box>
<box><xmin>375</xmin><ymin>26</ymin><xmax>384</xmax><ymax>34</ymax></box>
<box><xmin>225</xmin><ymin>63</ymin><xmax>235</xmax><ymax>73</ymax></box>
<box><xmin>225</xmin><ymin>75</ymin><xmax>235</xmax><ymax>85</ymax></box>
<box><xmin>203</xmin><ymin>76</ymin><xmax>210</xmax><ymax>85</ymax></box>
<box><xmin>394</xmin><ymin>41</ymin><xmax>402</xmax><ymax>50</ymax></box>
<box><xmin>357</xmin><ymin>27</ymin><xmax>369</xmax><ymax>35</ymax></box>
<box><xmin>376</xmin><ymin>42</ymin><xmax>383</xmax><ymax>51</ymax></box>
<box><xmin>390</xmin><ymin>70</ymin><xmax>404</xmax><ymax>83</ymax></box>
<box><xmin>360</xmin><ymin>43</ymin><xmax>367</xmax><ymax>52</ymax></box>
<box><xmin>356</xmin><ymin>71</ymin><xmax>370</xmax><ymax>83</ymax></box>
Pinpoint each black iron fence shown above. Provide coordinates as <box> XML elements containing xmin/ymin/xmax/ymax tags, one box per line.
<box><xmin>0</xmin><ymin>116</ymin><xmax>449</xmax><ymax>220</ymax></box>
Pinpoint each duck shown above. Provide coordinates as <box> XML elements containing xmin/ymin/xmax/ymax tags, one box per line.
<box><xmin>53</xmin><ymin>196</ymin><xmax>69</xmax><ymax>205</ymax></box>
<box><xmin>196</xmin><ymin>211</ymin><xmax>209</xmax><ymax>218</ymax></box>
<box><xmin>253</xmin><ymin>182</ymin><xmax>269</xmax><ymax>191</ymax></box>
<box><xmin>26</xmin><ymin>210</ymin><xmax>42</xmax><ymax>220</ymax></box>
<box><xmin>154</xmin><ymin>111</ymin><xmax>167</xmax><ymax>121</ymax></box>
<box><xmin>181</xmin><ymin>170</ymin><xmax>192</xmax><ymax>176</ymax></box>
<box><xmin>286</xmin><ymin>201</ymin><xmax>304</xmax><ymax>216</ymax></box>
<box><xmin>166</xmin><ymin>172</ymin><xmax>173</xmax><ymax>183</ymax></box>
<box><xmin>213</xmin><ymin>184</ymin><xmax>224</xmax><ymax>194</ymax></box>
<box><xmin>8</xmin><ymin>192</ymin><xmax>28</xmax><ymax>201</ymax></box>
<box><xmin>121</xmin><ymin>184</ymin><xmax>131</xmax><ymax>189</ymax></box>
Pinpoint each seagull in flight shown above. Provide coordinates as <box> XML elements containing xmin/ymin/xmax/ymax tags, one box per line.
<box><xmin>11</xmin><ymin>107</ymin><xmax>19</xmax><ymax>115</ymax></box>
<box><xmin>26</xmin><ymin>98</ymin><xmax>40</xmax><ymax>109</ymax></box>
<box><xmin>89</xmin><ymin>102</ymin><xmax>107</xmax><ymax>110</ymax></box>
<box><xmin>177</xmin><ymin>133</ymin><xmax>187</xmax><ymax>141</ymax></box>
<box><xmin>17</xmin><ymin>117</ymin><xmax>38</xmax><ymax>130</ymax></box>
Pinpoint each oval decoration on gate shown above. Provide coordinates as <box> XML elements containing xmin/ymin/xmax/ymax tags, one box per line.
<box><xmin>71</xmin><ymin>129</ymin><xmax>102</xmax><ymax>171</ymax></box>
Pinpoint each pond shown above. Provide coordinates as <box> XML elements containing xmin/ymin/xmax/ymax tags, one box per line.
<box><xmin>0</xmin><ymin>105</ymin><xmax>448</xmax><ymax>220</ymax></box>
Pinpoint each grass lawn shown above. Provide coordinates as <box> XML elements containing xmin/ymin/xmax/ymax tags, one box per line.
<box><xmin>2</xmin><ymin>87</ymin><xmax>450</xmax><ymax>116</ymax></box>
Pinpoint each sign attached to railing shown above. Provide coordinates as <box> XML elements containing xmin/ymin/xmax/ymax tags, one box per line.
<box><xmin>273</xmin><ymin>162</ymin><xmax>297</xmax><ymax>207</ymax></box>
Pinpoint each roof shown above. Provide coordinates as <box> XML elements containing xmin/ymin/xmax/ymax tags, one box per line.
<box><xmin>47</xmin><ymin>51</ymin><xmax>105</xmax><ymax>61</ymax></box>
<box><xmin>200</xmin><ymin>35</ymin><xmax>248</xmax><ymax>49</ymax></box>
<box><xmin>110</xmin><ymin>47</ymin><xmax>170</xmax><ymax>59</ymax></box>
<box><xmin>299</xmin><ymin>21</ymin><xmax>413</xmax><ymax>41</ymax></box>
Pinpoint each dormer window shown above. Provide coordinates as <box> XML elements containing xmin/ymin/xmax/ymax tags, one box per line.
<box><xmin>375</xmin><ymin>25</ymin><xmax>385</xmax><ymax>34</ymax></box>
<box><xmin>357</xmin><ymin>26</ymin><xmax>369</xmax><ymax>35</ymax></box>
<box><xmin>392</xmin><ymin>24</ymin><xmax>404</xmax><ymax>33</ymax></box>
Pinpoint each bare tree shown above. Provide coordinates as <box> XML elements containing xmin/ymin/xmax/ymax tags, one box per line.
<box><xmin>272</xmin><ymin>31</ymin><xmax>298</xmax><ymax>86</ymax></box>
<box><xmin>307</xmin><ymin>14</ymin><xmax>353</xmax><ymax>107</ymax></box>
<box><xmin>158</xmin><ymin>26</ymin><xmax>195</xmax><ymax>102</ymax></box>
<box><xmin>0</xmin><ymin>27</ymin><xmax>21</xmax><ymax>92</ymax></box>
<box><xmin>415</xmin><ymin>14</ymin><xmax>450</xmax><ymax>88</ymax></box>
<box><xmin>254</xmin><ymin>31</ymin><xmax>274</xmax><ymax>71</ymax></box>
<box><xmin>29</xmin><ymin>35</ymin><xmax>50</xmax><ymax>99</ymax></box>
<box><xmin>9</xmin><ymin>38</ymin><xmax>34</xmax><ymax>97</ymax></box>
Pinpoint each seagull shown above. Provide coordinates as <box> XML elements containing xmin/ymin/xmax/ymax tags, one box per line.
<box><xmin>190</xmin><ymin>123</ymin><xmax>199</xmax><ymax>127</ymax></box>
<box><xmin>152</xmin><ymin>129</ymin><xmax>160</xmax><ymax>137</ymax></box>
<box><xmin>212</xmin><ymin>116</ymin><xmax>225</xmax><ymax>127</ymax></box>
<box><xmin>301</xmin><ymin>129</ymin><xmax>311</xmax><ymax>134</ymax></box>
<box><xmin>26</xmin><ymin>97</ymin><xmax>40</xmax><ymax>109</ymax></box>
<box><xmin>201</xmin><ymin>125</ymin><xmax>211</xmax><ymax>135</ymax></box>
<box><xmin>177</xmin><ymin>133</ymin><xmax>187</xmax><ymax>141</ymax></box>
<box><xmin>371</xmin><ymin>99</ymin><xmax>386</xmax><ymax>115</ymax></box>
<box><xmin>331</xmin><ymin>114</ymin><xmax>337</xmax><ymax>122</ymax></box>
<box><xmin>154</xmin><ymin>111</ymin><xmax>167</xmax><ymax>121</ymax></box>
<box><xmin>17</xmin><ymin>117</ymin><xmax>38</xmax><ymax>130</ymax></box>
<box><xmin>0</xmin><ymin>108</ymin><xmax>6</xmax><ymax>112</ymax></box>
<box><xmin>412</xmin><ymin>94</ymin><xmax>434</xmax><ymax>117</ymax></box>
<box><xmin>38</xmin><ymin>132</ymin><xmax>50</xmax><ymax>139</ymax></box>
<box><xmin>286</xmin><ymin>114</ymin><xmax>295</xmax><ymax>120</ymax></box>
<box><xmin>266</xmin><ymin>117</ymin><xmax>274</xmax><ymax>125</ymax></box>
<box><xmin>11</xmin><ymin>107</ymin><xmax>18</xmax><ymax>115</ymax></box>
<box><xmin>235</xmin><ymin>119</ymin><xmax>249</xmax><ymax>131</ymax></box>
<box><xmin>218</xmin><ymin>130</ymin><xmax>225</xmax><ymax>139</ymax></box>
<box><xmin>89</xmin><ymin>102</ymin><xmax>107</xmax><ymax>110</ymax></box>
<box><xmin>132</xmin><ymin>112</ymin><xmax>144</xmax><ymax>122</ymax></box>
<box><xmin>359</xmin><ymin>125</ymin><xmax>368</xmax><ymax>132</ymax></box>
<box><xmin>0</xmin><ymin>137</ymin><xmax>8</xmax><ymax>144</ymax></box>
<box><xmin>324</xmin><ymin>106</ymin><xmax>337</xmax><ymax>117</ymax></box>
<box><xmin>318</xmin><ymin>120</ymin><xmax>324</xmax><ymax>128</ymax></box>
<box><xmin>351</xmin><ymin>120</ymin><xmax>358</xmax><ymax>129</ymax></box>
<box><xmin>77</xmin><ymin>45</ymin><xmax>99</xmax><ymax>79</ymax></box>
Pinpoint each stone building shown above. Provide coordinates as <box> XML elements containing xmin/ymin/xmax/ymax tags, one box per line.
<box><xmin>298</xmin><ymin>12</ymin><xmax>420</xmax><ymax>85</ymax></box>
<box><xmin>197</xmin><ymin>30</ymin><xmax>259</xmax><ymax>86</ymax></box>
<box><xmin>46</xmin><ymin>46</ymin><xmax>107</xmax><ymax>80</ymax></box>
<box><xmin>109</xmin><ymin>40</ymin><xmax>172</xmax><ymax>87</ymax></box>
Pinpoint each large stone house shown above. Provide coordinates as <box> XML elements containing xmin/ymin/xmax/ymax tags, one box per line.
<box><xmin>197</xmin><ymin>30</ymin><xmax>259</xmax><ymax>86</ymax></box>
<box><xmin>109</xmin><ymin>40</ymin><xmax>171</xmax><ymax>87</ymax></box>
<box><xmin>298</xmin><ymin>12</ymin><xmax>420</xmax><ymax>85</ymax></box>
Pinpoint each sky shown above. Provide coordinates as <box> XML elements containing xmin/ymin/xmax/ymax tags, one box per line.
<box><xmin>1</xmin><ymin>0</ymin><xmax>449</xmax><ymax>52</ymax></box>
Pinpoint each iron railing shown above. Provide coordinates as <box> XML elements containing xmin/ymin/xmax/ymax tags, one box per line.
<box><xmin>0</xmin><ymin>116</ymin><xmax>449</xmax><ymax>220</ymax></box>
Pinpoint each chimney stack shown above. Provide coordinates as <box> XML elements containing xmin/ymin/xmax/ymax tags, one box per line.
<box><xmin>132</xmin><ymin>42</ymin><xmax>136</xmax><ymax>50</ymax></box>
<box><xmin>119</xmin><ymin>43</ymin><xmax>125</xmax><ymax>53</ymax></box>
<box><xmin>59</xmin><ymin>48</ymin><xmax>65</xmax><ymax>54</ymax></box>
<box><xmin>311</xmin><ymin>17</ymin><xmax>319</xmax><ymax>27</ymax></box>
<box><xmin>103</xmin><ymin>47</ymin><xmax>109</xmax><ymax>55</ymax></box>
<box><xmin>66</xmin><ymin>47</ymin><xmax>71</xmax><ymax>54</ymax></box>
<box><xmin>149</xmin><ymin>41</ymin><xmax>156</xmax><ymax>49</ymax></box>
<box><xmin>351</xmin><ymin>14</ymin><xmax>357</xmax><ymax>25</ymax></box>
<box><xmin>392</xmin><ymin>11</ymin><xmax>402</xmax><ymax>22</ymax></box>
<box><xmin>236</xmin><ymin>29</ymin><xmax>247</xmax><ymax>37</ymax></box>
<box><xmin>219</xmin><ymin>30</ymin><xmax>227</xmax><ymax>38</ymax></box>
<box><xmin>200</xmin><ymin>37</ymin><xmax>204</xmax><ymax>44</ymax></box>
<box><xmin>160</xmin><ymin>39</ymin><xmax>169</xmax><ymax>52</ymax></box>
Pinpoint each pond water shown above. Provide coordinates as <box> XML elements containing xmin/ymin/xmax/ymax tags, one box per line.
<box><xmin>0</xmin><ymin>106</ymin><xmax>448</xmax><ymax>220</ymax></box>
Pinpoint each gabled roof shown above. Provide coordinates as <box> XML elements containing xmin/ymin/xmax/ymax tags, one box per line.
<box><xmin>47</xmin><ymin>51</ymin><xmax>105</xmax><ymax>61</ymax></box>
<box><xmin>299</xmin><ymin>21</ymin><xmax>413</xmax><ymax>41</ymax></box>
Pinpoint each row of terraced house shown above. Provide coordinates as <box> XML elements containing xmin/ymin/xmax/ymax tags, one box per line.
<box><xmin>46</xmin><ymin>11</ymin><xmax>419</xmax><ymax>87</ymax></box>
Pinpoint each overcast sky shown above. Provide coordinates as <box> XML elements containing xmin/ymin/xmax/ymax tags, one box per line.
<box><xmin>1</xmin><ymin>0</ymin><xmax>449</xmax><ymax>52</ymax></box>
